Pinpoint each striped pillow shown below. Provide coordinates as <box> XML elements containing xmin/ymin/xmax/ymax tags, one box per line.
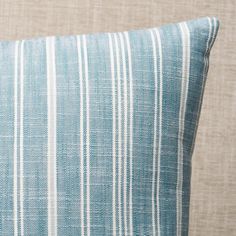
<box><xmin>0</xmin><ymin>17</ymin><xmax>219</xmax><ymax>235</ymax></box>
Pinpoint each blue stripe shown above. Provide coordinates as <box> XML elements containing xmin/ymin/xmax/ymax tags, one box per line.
<box><xmin>129</xmin><ymin>29</ymin><xmax>155</xmax><ymax>235</ymax></box>
<box><xmin>0</xmin><ymin>42</ymin><xmax>15</xmax><ymax>235</ymax></box>
<box><xmin>159</xmin><ymin>24</ymin><xmax>182</xmax><ymax>236</ymax></box>
<box><xmin>86</xmin><ymin>33</ymin><xmax>114</xmax><ymax>235</ymax></box>
<box><xmin>55</xmin><ymin>36</ymin><xmax>82</xmax><ymax>235</ymax></box>
<box><xmin>23</xmin><ymin>38</ymin><xmax>48</xmax><ymax>235</ymax></box>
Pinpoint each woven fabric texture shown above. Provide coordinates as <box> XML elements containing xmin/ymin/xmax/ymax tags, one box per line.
<box><xmin>0</xmin><ymin>17</ymin><xmax>218</xmax><ymax>235</ymax></box>
<box><xmin>0</xmin><ymin>1</ymin><xmax>235</xmax><ymax>235</ymax></box>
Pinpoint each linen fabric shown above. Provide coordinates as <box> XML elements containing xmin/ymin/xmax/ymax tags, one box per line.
<box><xmin>0</xmin><ymin>17</ymin><xmax>218</xmax><ymax>235</ymax></box>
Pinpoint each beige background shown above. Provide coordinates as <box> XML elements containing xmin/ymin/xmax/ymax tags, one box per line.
<box><xmin>0</xmin><ymin>0</ymin><xmax>235</xmax><ymax>235</ymax></box>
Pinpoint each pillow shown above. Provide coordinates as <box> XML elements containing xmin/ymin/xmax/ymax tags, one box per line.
<box><xmin>0</xmin><ymin>17</ymin><xmax>219</xmax><ymax>235</ymax></box>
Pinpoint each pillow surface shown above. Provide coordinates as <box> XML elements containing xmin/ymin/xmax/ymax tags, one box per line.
<box><xmin>0</xmin><ymin>17</ymin><xmax>219</xmax><ymax>235</ymax></box>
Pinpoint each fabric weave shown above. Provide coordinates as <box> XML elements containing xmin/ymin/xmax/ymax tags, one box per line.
<box><xmin>0</xmin><ymin>17</ymin><xmax>219</xmax><ymax>235</ymax></box>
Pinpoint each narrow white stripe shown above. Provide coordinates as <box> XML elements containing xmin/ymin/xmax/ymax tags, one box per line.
<box><xmin>114</xmin><ymin>33</ymin><xmax>123</xmax><ymax>236</ymax></box>
<box><xmin>149</xmin><ymin>29</ymin><xmax>158</xmax><ymax>236</ymax></box>
<box><xmin>177</xmin><ymin>22</ymin><xmax>190</xmax><ymax>236</ymax></box>
<box><xmin>150</xmin><ymin>28</ymin><xmax>162</xmax><ymax>236</ymax></box>
<box><xmin>77</xmin><ymin>36</ymin><xmax>85</xmax><ymax>236</ymax></box>
<box><xmin>13</xmin><ymin>41</ymin><xmax>19</xmax><ymax>236</ymax></box>
<box><xmin>83</xmin><ymin>35</ymin><xmax>90</xmax><ymax>236</ymax></box>
<box><xmin>124</xmin><ymin>32</ymin><xmax>133</xmax><ymax>236</ymax></box>
<box><xmin>108</xmin><ymin>33</ymin><xmax>117</xmax><ymax>236</ymax></box>
<box><xmin>118</xmin><ymin>32</ymin><xmax>128</xmax><ymax>236</ymax></box>
<box><xmin>154</xmin><ymin>28</ymin><xmax>162</xmax><ymax>236</ymax></box>
<box><xmin>20</xmin><ymin>40</ymin><xmax>25</xmax><ymax>236</ymax></box>
<box><xmin>46</xmin><ymin>36</ymin><xmax>57</xmax><ymax>236</ymax></box>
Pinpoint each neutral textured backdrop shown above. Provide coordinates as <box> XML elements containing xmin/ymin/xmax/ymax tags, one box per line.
<box><xmin>0</xmin><ymin>0</ymin><xmax>235</xmax><ymax>235</ymax></box>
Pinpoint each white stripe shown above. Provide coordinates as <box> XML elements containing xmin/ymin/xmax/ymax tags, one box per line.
<box><xmin>118</xmin><ymin>32</ymin><xmax>128</xmax><ymax>236</ymax></box>
<box><xmin>108</xmin><ymin>33</ymin><xmax>117</xmax><ymax>236</ymax></box>
<box><xmin>13</xmin><ymin>41</ymin><xmax>19</xmax><ymax>236</ymax></box>
<box><xmin>149</xmin><ymin>29</ymin><xmax>158</xmax><ymax>236</ymax></box>
<box><xmin>46</xmin><ymin>36</ymin><xmax>57</xmax><ymax>236</ymax></box>
<box><xmin>83</xmin><ymin>35</ymin><xmax>90</xmax><ymax>236</ymax></box>
<box><xmin>177</xmin><ymin>22</ymin><xmax>190</xmax><ymax>236</ymax></box>
<box><xmin>77</xmin><ymin>36</ymin><xmax>85</xmax><ymax>236</ymax></box>
<box><xmin>150</xmin><ymin>28</ymin><xmax>162</xmax><ymax>236</ymax></box>
<box><xmin>124</xmin><ymin>32</ymin><xmax>133</xmax><ymax>236</ymax></box>
<box><xmin>154</xmin><ymin>28</ymin><xmax>162</xmax><ymax>236</ymax></box>
<box><xmin>114</xmin><ymin>33</ymin><xmax>123</xmax><ymax>236</ymax></box>
<box><xmin>20</xmin><ymin>40</ymin><xmax>25</xmax><ymax>236</ymax></box>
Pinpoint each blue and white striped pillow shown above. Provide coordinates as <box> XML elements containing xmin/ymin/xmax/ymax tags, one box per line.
<box><xmin>0</xmin><ymin>17</ymin><xmax>219</xmax><ymax>235</ymax></box>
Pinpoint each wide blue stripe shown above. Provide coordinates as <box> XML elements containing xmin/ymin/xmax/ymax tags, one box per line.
<box><xmin>128</xmin><ymin>29</ymin><xmax>156</xmax><ymax>236</ymax></box>
<box><xmin>159</xmin><ymin>24</ymin><xmax>183</xmax><ymax>236</ymax></box>
<box><xmin>55</xmin><ymin>36</ymin><xmax>82</xmax><ymax>235</ymax></box>
<box><xmin>23</xmin><ymin>39</ymin><xmax>48</xmax><ymax>235</ymax></box>
<box><xmin>86</xmin><ymin>33</ymin><xmax>114</xmax><ymax>235</ymax></box>
<box><xmin>0</xmin><ymin>42</ymin><xmax>15</xmax><ymax>235</ymax></box>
